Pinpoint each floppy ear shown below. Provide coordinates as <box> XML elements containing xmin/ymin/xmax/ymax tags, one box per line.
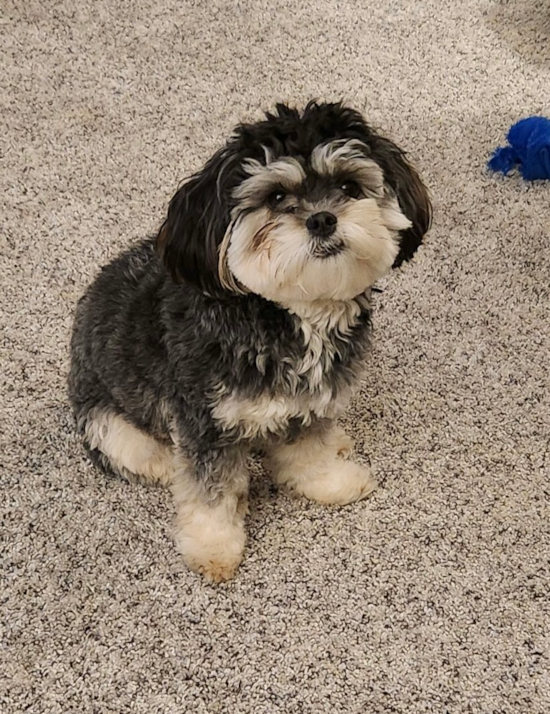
<box><xmin>370</xmin><ymin>136</ymin><xmax>432</xmax><ymax>267</ymax></box>
<box><xmin>156</xmin><ymin>147</ymin><xmax>242</xmax><ymax>293</ymax></box>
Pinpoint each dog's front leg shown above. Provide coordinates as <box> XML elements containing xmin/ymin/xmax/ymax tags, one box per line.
<box><xmin>170</xmin><ymin>445</ymin><xmax>249</xmax><ymax>582</ymax></box>
<box><xmin>265</xmin><ymin>420</ymin><xmax>376</xmax><ymax>506</ymax></box>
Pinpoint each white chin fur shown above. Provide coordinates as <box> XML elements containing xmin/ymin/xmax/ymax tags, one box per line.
<box><xmin>226</xmin><ymin>198</ymin><xmax>411</xmax><ymax>303</ymax></box>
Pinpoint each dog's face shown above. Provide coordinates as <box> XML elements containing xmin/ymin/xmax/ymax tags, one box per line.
<box><xmin>157</xmin><ymin>102</ymin><xmax>432</xmax><ymax>303</ymax></box>
<box><xmin>219</xmin><ymin>140</ymin><xmax>415</xmax><ymax>302</ymax></box>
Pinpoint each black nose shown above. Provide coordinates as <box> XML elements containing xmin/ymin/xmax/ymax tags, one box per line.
<box><xmin>306</xmin><ymin>211</ymin><xmax>337</xmax><ymax>238</ymax></box>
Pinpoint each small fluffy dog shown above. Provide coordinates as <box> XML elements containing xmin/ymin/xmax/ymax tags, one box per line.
<box><xmin>69</xmin><ymin>101</ymin><xmax>431</xmax><ymax>581</ymax></box>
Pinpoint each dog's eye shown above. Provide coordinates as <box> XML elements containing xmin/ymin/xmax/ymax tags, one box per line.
<box><xmin>268</xmin><ymin>190</ymin><xmax>287</xmax><ymax>207</ymax></box>
<box><xmin>340</xmin><ymin>181</ymin><xmax>361</xmax><ymax>198</ymax></box>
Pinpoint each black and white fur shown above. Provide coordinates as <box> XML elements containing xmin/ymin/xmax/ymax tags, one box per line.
<box><xmin>69</xmin><ymin>101</ymin><xmax>432</xmax><ymax>581</ymax></box>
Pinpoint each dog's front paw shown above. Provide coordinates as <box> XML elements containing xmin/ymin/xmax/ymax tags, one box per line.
<box><xmin>328</xmin><ymin>425</ymin><xmax>354</xmax><ymax>459</ymax></box>
<box><xmin>296</xmin><ymin>459</ymin><xmax>376</xmax><ymax>506</ymax></box>
<box><xmin>175</xmin><ymin>517</ymin><xmax>246</xmax><ymax>583</ymax></box>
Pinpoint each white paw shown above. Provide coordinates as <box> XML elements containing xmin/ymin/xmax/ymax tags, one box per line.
<box><xmin>175</xmin><ymin>514</ymin><xmax>245</xmax><ymax>583</ymax></box>
<box><xmin>328</xmin><ymin>426</ymin><xmax>354</xmax><ymax>459</ymax></box>
<box><xmin>144</xmin><ymin>450</ymin><xmax>176</xmax><ymax>486</ymax></box>
<box><xmin>294</xmin><ymin>459</ymin><xmax>376</xmax><ymax>506</ymax></box>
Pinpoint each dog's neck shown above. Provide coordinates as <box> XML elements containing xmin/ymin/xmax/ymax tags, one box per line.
<box><xmin>278</xmin><ymin>291</ymin><xmax>373</xmax><ymax>392</ymax></box>
<box><xmin>280</xmin><ymin>290</ymin><xmax>372</xmax><ymax>336</ymax></box>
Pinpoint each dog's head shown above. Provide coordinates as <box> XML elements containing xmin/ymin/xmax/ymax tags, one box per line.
<box><xmin>157</xmin><ymin>101</ymin><xmax>432</xmax><ymax>302</ymax></box>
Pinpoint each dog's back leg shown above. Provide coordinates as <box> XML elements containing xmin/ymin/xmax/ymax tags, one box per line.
<box><xmin>81</xmin><ymin>408</ymin><xmax>175</xmax><ymax>486</ymax></box>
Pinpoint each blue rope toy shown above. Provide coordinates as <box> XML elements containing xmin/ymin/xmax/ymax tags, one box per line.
<box><xmin>488</xmin><ymin>116</ymin><xmax>550</xmax><ymax>181</ymax></box>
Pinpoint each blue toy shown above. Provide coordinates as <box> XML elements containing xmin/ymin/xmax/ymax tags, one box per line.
<box><xmin>488</xmin><ymin>116</ymin><xmax>550</xmax><ymax>181</ymax></box>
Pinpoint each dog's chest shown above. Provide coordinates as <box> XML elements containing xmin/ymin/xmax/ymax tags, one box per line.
<box><xmin>211</xmin><ymin>299</ymin><xmax>369</xmax><ymax>440</ymax></box>
<box><xmin>211</xmin><ymin>386</ymin><xmax>349</xmax><ymax>440</ymax></box>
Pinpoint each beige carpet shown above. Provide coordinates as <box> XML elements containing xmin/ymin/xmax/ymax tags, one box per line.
<box><xmin>2</xmin><ymin>1</ymin><xmax>550</xmax><ymax>712</ymax></box>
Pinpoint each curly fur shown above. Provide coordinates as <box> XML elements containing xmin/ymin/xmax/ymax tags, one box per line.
<box><xmin>69</xmin><ymin>101</ymin><xmax>432</xmax><ymax>581</ymax></box>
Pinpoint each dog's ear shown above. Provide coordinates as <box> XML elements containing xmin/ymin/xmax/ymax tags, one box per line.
<box><xmin>156</xmin><ymin>146</ymin><xmax>243</xmax><ymax>293</ymax></box>
<box><xmin>370</xmin><ymin>136</ymin><xmax>432</xmax><ymax>267</ymax></box>
<box><xmin>325</xmin><ymin>104</ymin><xmax>432</xmax><ymax>266</ymax></box>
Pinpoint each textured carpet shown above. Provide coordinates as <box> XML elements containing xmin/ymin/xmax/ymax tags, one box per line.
<box><xmin>2</xmin><ymin>1</ymin><xmax>549</xmax><ymax>712</ymax></box>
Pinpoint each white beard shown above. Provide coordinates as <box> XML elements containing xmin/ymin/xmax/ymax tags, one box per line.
<box><xmin>224</xmin><ymin>197</ymin><xmax>411</xmax><ymax>304</ymax></box>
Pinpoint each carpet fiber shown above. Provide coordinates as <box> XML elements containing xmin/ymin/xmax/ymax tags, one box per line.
<box><xmin>2</xmin><ymin>1</ymin><xmax>549</xmax><ymax>712</ymax></box>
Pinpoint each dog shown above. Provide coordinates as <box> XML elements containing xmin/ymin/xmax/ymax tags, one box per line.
<box><xmin>69</xmin><ymin>101</ymin><xmax>432</xmax><ymax>582</ymax></box>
